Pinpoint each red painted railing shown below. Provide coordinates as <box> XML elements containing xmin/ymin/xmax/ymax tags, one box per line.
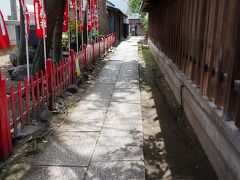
<box><xmin>0</xmin><ymin>33</ymin><xmax>116</xmax><ymax>161</ymax></box>
<box><xmin>77</xmin><ymin>33</ymin><xmax>116</xmax><ymax>70</ymax></box>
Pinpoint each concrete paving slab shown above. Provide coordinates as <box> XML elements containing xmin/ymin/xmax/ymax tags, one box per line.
<box><xmin>119</xmin><ymin>70</ymin><xmax>139</xmax><ymax>77</ymax></box>
<box><xmin>109</xmin><ymin>56</ymin><xmax>125</xmax><ymax>61</ymax></box>
<box><xmin>122</xmin><ymin>60</ymin><xmax>139</xmax><ymax>66</ymax></box>
<box><xmin>92</xmin><ymin>144</ymin><xmax>143</xmax><ymax>161</ymax></box>
<box><xmin>104</xmin><ymin>116</ymin><xmax>142</xmax><ymax>124</ymax></box>
<box><xmin>87</xmin><ymin>84</ymin><xmax>115</xmax><ymax>94</ymax></box>
<box><xmin>124</xmin><ymin>53</ymin><xmax>138</xmax><ymax>61</ymax></box>
<box><xmin>94</xmin><ymin>77</ymin><xmax>117</xmax><ymax>84</ymax></box>
<box><xmin>69</xmin><ymin>109</ymin><xmax>107</xmax><ymax>120</ymax></box>
<box><xmin>119</xmin><ymin>72</ymin><xmax>139</xmax><ymax>79</ymax></box>
<box><xmin>116</xmin><ymin>79</ymin><xmax>139</xmax><ymax>84</ymax></box>
<box><xmin>98</xmin><ymin>67</ymin><xmax>119</xmax><ymax>73</ymax></box>
<box><xmin>115</xmin><ymin>81</ymin><xmax>139</xmax><ymax>89</ymax></box>
<box><xmin>111</xmin><ymin>88</ymin><xmax>141</xmax><ymax>103</ymax></box>
<box><xmin>36</xmin><ymin>132</ymin><xmax>98</xmax><ymax>166</ymax></box>
<box><xmin>120</xmin><ymin>68</ymin><xmax>139</xmax><ymax>74</ymax></box>
<box><xmin>24</xmin><ymin>166</ymin><xmax>87</xmax><ymax>180</ymax></box>
<box><xmin>111</xmin><ymin>52</ymin><xmax>126</xmax><ymax>57</ymax></box>
<box><xmin>101</xmin><ymin>61</ymin><xmax>122</xmax><ymax>71</ymax></box>
<box><xmin>122</xmin><ymin>61</ymin><xmax>139</xmax><ymax>69</ymax></box>
<box><xmin>81</xmin><ymin>92</ymin><xmax>112</xmax><ymax>101</ymax></box>
<box><xmin>117</xmin><ymin>74</ymin><xmax>139</xmax><ymax>82</ymax></box>
<box><xmin>104</xmin><ymin>118</ymin><xmax>143</xmax><ymax>132</ymax></box>
<box><xmin>107</xmin><ymin>102</ymin><xmax>142</xmax><ymax>120</ymax></box>
<box><xmin>99</xmin><ymin>67</ymin><xmax>120</xmax><ymax>72</ymax></box>
<box><xmin>86</xmin><ymin>161</ymin><xmax>145</xmax><ymax>180</ymax></box>
<box><xmin>76</xmin><ymin>100</ymin><xmax>109</xmax><ymax>110</ymax></box>
<box><xmin>121</xmin><ymin>63</ymin><xmax>139</xmax><ymax>70</ymax></box>
<box><xmin>97</xmin><ymin>128</ymin><xmax>143</xmax><ymax>147</ymax></box>
<box><xmin>59</xmin><ymin>118</ymin><xmax>104</xmax><ymax>132</ymax></box>
<box><xmin>96</xmin><ymin>73</ymin><xmax>119</xmax><ymax>80</ymax></box>
<box><xmin>97</xmin><ymin>69</ymin><xmax>119</xmax><ymax>78</ymax></box>
<box><xmin>120</xmin><ymin>68</ymin><xmax>139</xmax><ymax>75</ymax></box>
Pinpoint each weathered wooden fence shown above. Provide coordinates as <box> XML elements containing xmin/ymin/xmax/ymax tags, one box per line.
<box><xmin>0</xmin><ymin>33</ymin><xmax>116</xmax><ymax>161</ymax></box>
<box><xmin>148</xmin><ymin>0</ymin><xmax>240</xmax><ymax>129</ymax></box>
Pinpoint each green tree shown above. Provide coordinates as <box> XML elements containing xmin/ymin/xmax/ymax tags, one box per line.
<box><xmin>128</xmin><ymin>0</ymin><xmax>142</xmax><ymax>13</ymax></box>
<box><xmin>32</xmin><ymin>0</ymin><xmax>66</xmax><ymax>74</ymax></box>
<box><xmin>17</xmin><ymin>0</ymin><xmax>26</xmax><ymax>65</ymax></box>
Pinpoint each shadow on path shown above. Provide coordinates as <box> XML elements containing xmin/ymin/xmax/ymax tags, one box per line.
<box><xmin>140</xmin><ymin>44</ymin><xmax>218</xmax><ymax>180</ymax></box>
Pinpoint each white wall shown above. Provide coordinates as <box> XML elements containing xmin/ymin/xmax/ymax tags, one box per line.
<box><xmin>6</xmin><ymin>20</ymin><xmax>19</xmax><ymax>45</ymax></box>
<box><xmin>1</xmin><ymin>1</ymin><xmax>11</xmax><ymax>20</ymax></box>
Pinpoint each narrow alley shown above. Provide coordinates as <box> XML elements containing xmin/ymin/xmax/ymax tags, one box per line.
<box><xmin>1</xmin><ymin>0</ymin><xmax>240</xmax><ymax>179</ymax></box>
<box><xmin>25</xmin><ymin>37</ymin><xmax>145</xmax><ymax>179</ymax></box>
<box><xmin>19</xmin><ymin>37</ymin><xmax>216</xmax><ymax>180</ymax></box>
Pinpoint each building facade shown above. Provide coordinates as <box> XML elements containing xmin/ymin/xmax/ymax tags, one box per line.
<box><xmin>128</xmin><ymin>13</ymin><xmax>144</xmax><ymax>36</ymax></box>
<box><xmin>107</xmin><ymin>0</ymin><xmax>128</xmax><ymax>42</ymax></box>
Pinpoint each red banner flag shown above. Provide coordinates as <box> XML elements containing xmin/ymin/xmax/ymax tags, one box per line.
<box><xmin>78</xmin><ymin>0</ymin><xmax>83</xmax><ymax>32</ymax></box>
<box><xmin>0</xmin><ymin>10</ymin><xmax>10</xmax><ymax>49</ymax></box>
<box><xmin>62</xmin><ymin>2</ymin><xmax>69</xmax><ymax>32</ymax></box>
<box><xmin>91</xmin><ymin>0</ymin><xmax>95</xmax><ymax>29</ymax></box>
<box><xmin>87</xmin><ymin>0</ymin><xmax>92</xmax><ymax>31</ymax></box>
<box><xmin>94</xmin><ymin>0</ymin><xmax>99</xmax><ymax>30</ymax></box>
<box><xmin>20</xmin><ymin>0</ymin><xmax>30</xmax><ymax>37</ymax></box>
<box><xmin>72</xmin><ymin>0</ymin><xmax>78</xmax><ymax>32</ymax></box>
<box><xmin>72</xmin><ymin>0</ymin><xmax>77</xmax><ymax>16</ymax></box>
<box><xmin>34</xmin><ymin>0</ymin><xmax>47</xmax><ymax>38</ymax></box>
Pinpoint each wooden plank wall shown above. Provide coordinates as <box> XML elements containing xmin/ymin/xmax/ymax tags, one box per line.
<box><xmin>148</xmin><ymin>0</ymin><xmax>240</xmax><ymax>129</ymax></box>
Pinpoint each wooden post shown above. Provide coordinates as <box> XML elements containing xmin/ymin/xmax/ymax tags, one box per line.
<box><xmin>235</xmin><ymin>91</ymin><xmax>240</xmax><ymax>128</ymax></box>
<box><xmin>46</xmin><ymin>59</ymin><xmax>54</xmax><ymax>111</ymax></box>
<box><xmin>0</xmin><ymin>78</ymin><xmax>12</xmax><ymax>161</ymax></box>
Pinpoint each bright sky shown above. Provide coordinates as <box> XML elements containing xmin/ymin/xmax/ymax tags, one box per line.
<box><xmin>1</xmin><ymin>1</ymin><xmax>11</xmax><ymax>20</ymax></box>
<box><xmin>108</xmin><ymin>0</ymin><xmax>129</xmax><ymax>15</ymax></box>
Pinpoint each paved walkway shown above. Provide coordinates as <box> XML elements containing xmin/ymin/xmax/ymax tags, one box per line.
<box><xmin>25</xmin><ymin>37</ymin><xmax>145</xmax><ymax>179</ymax></box>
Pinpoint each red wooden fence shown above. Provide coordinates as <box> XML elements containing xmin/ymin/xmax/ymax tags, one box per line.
<box><xmin>0</xmin><ymin>33</ymin><xmax>116</xmax><ymax>161</ymax></box>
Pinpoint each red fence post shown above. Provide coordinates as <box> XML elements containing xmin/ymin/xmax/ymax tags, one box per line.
<box><xmin>112</xmin><ymin>33</ymin><xmax>114</xmax><ymax>45</ymax></box>
<box><xmin>70</xmin><ymin>49</ymin><xmax>75</xmax><ymax>82</ymax></box>
<box><xmin>103</xmin><ymin>37</ymin><xmax>106</xmax><ymax>54</ymax></box>
<box><xmin>99</xmin><ymin>39</ymin><xmax>101</xmax><ymax>58</ymax></box>
<box><xmin>0</xmin><ymin>78</ymin><xmax>12</xmax><ymax>161</ymax></box>
<box><xmin>110</xmin><ymin>33</ymin><xmax>112</xmax><ymax>47</ymax></box>
<box><xmin>46</xmin><ymin>59</ymin><xmax>54</xmax><ymax>111</ymax></box>
<box><xmin>92</xmin><ymin>41</ymin><xmax>95</xmax><ymax>63</ymax></box>
<box><xmin>113</xmin><ymin>33</ymin><xmax>115</xmax><ymax>45</ymax></box>
<box><xmin>114</xmin><ymin>32</ymin><xmax>116</xmax><ymax>44</ymax></box>
<box><xmin>106</xmin><ymin>35</ymin><xmax>108</xmax><ymax>52</ymax></box>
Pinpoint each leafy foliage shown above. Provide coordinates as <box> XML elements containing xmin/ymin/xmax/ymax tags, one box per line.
<box><xmin>128</xmin><ymin>0</ymin><xmax>142</xmax><ymax>13</ymax></box>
